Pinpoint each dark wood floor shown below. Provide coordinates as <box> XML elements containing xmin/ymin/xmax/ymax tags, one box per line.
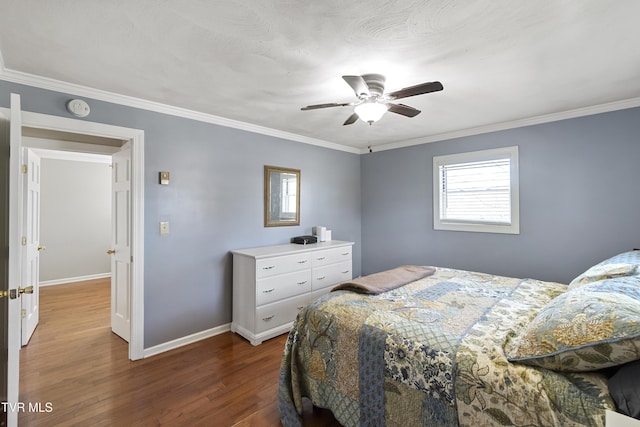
<box><xmin>19</xmin><ymin>278</ymin><xmax>341</xmax><ymax>426</ymax></box>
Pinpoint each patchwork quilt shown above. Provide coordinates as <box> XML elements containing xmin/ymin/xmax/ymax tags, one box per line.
<box><xmin>279</xmin><ymin>268</ymin><xmax>615</xmax><ymax>426</ymax></box>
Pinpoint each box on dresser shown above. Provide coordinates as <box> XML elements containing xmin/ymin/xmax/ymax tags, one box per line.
<box><xmin>231</xmin><ymin>240</ymin><xmax>354</xmax><ymax>345</ymax></box>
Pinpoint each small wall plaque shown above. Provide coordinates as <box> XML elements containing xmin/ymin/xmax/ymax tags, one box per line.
<box><xmin>159</xmin><ymin>171</ymin><xmax>170</xmax><ymax>185</ymax></box>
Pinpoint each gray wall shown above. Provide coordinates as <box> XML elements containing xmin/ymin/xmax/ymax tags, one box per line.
<box><xmin>361</xmin><ymin>107</ymin><xmax>640</xmax><ymax>284</ymax></box>
<box><xmin>5</xmin><ymin>78</ymin><xmax>640</xmax><ymax>350</ymax></box>
<box><xmin>39</xmin><ymin>158</ymin><xmax>111</xmax><ymax>283</ymax></box>
<box><xmin>0</xmin><ymin>81</ymin><xmax>362</xmax><ymax>348</ymax></box>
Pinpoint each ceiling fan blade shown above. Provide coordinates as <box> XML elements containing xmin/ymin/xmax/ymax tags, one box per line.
<box><xmin>342</xmin><ymin>75</ymin><xmax>370</xmax><ymax>98</ymax></box>
<box><xmin>387</xmin><ymin>103</ymin><xmax>421</xmax><ymax>117</ymax></box>
<box><xmin>301</xmin><ymin>102</ymin><xmax>351</xmax><ymax>110</ymax></box>
<box><xmin>387</xmin><ymin>81</ymin><xmax>443</xmax><ymax>100</ymax></box>
<box><xmin>343</xmin><ymin>113</ymin><xmax>359</xmax><ymax>126</ymax></box>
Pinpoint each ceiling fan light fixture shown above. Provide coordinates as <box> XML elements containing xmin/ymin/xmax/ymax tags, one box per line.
<box><xmin>301</xmin><ymin>74</ymin><xmax>442</xmax><ymax>126</ymax></box>
<box><xmin>354</xmin><ymin>101</ymin><xmax>388</xmax><ymax>124</ymax></box>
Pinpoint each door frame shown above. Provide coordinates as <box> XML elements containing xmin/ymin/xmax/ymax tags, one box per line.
<box><xmin>4</xmin><ymin>105</ymin><xmax>145</xmax><ymax>360</ymax></box>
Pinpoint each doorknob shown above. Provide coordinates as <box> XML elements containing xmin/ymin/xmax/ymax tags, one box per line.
<box><xmin>18</xmin><ymin>286</ymin><xmax>34</xmax><ymax>295</ymax></box>
<box><xmin>37</xmin><ymin>245</ymin><xmax>46</xmax><ymax>251</ymax></box>
<box><xmin>107</xmin><ymin>249</ymin><xmax>116</xmax><ymax>255</ymax></box>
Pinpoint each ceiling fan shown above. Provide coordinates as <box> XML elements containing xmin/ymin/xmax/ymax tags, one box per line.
<box><xmin>301</xmin><ymin>74</ymin><xmax>443</xmax><ymax>125</ymax></box>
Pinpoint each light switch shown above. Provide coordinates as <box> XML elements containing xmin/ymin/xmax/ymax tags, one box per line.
<box><xmin>159</xmin><ymin>221</ymin><xmax>170</xmax><ymax>235</ymax></box>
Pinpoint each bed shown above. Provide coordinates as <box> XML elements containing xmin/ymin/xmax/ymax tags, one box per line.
<box><xmin>279</xmin><ymin>250</ymin><xmax>640</xmax><ymax>426</ymax></box>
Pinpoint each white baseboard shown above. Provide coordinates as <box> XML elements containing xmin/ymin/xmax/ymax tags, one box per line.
<box><xmin>143</xmin><ymin>324</ymin><xmax>231</xmax><ymax>359</ymax></box>
<box><xmin>40</xmin><ymin>272</ymin><xmax>111</xmax><ymax>287</ymax></box>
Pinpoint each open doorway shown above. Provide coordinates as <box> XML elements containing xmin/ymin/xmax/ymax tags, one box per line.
<box><xmin>10</xmin><ymin>108</ymin><xmax>145</xmax><ymax>361</ymax></box>
<box><xmin>22</xmin><ymin>130</ymin><xmax>131</xmax><ymax>346</ymax></box>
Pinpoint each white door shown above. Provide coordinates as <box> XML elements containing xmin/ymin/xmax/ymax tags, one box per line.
<box><xmin>5</xmin><ymin>93</ymin><xmax>23</xmax><ymax>427</ymax></box>
<box><xmin>110</xmin><ymin>145</ymin><xmax>131</xmax><ymax>342</ymax></box>
<box><xmin>21</xmin><ymin>148</ymin><xmax>41</xmax><ymax>345</ymax></box>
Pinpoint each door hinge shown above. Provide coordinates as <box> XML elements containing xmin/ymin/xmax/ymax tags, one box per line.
<box><xmin>21</xmin><ymin>164</ymin><xmax>27</xmax><ymax>174</ymax></box>
<box><xmin>21</xmin><ymin>236</ymin><xmax>27</xmax><ymax>246</ymax></box>
<box><xmin>21</xmin><ymin>309</ymin><xmax>26</xmax><ymax>319</ymax></box>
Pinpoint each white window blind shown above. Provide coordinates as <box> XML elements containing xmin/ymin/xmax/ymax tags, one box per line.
<box><xmin>439</xmin><ymin>158</ymin><xmax>511</xmax><ymax>224</ymax></box>
<box><xmin>433</xmin><ymin>146</ymin><xmax>519</xmax><ymax>234</ymax></box>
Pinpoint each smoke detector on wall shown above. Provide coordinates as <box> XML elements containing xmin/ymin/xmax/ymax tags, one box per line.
<box><xmin>66</xmin><ymin>99</ymin><xmax>90</xmax><ymax>117</ymax></box>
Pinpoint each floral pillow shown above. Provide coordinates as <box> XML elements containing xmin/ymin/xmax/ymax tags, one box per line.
<box><xmin>568</xmin><ymin>250</ymin><xmax>640</xmax><ymax>289</ymax></box>
<box><xmin>506</xmin><ymin>275</ymin><xmax>640</xmax><ymax>371</ymax></box>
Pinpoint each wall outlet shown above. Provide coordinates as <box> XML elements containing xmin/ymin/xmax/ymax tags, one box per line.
<box><xmin>159</xmin><ymin>221</ymin><xmax>170</xmax><ymax>235</ymax></box>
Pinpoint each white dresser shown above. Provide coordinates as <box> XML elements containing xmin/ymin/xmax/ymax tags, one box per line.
<box><xmin>231</xmin><ymin>240</ymin><xmax>354</xmax><ymax>345</ymax></box>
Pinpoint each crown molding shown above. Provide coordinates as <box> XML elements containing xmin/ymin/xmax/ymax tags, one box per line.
<box><xmin>364</xmin><ymin>97</ymin><xmax>640</xmax><ymax>154</ymax></box>
<box><xmin>0</xmin><ymin>65</ymin><xmax>360</xmax><ymax>154</ymax></box>
<box><xmin>2</xmin><ymin>59</ymin><xmax>638</xmax><ymax>157</ymax></box>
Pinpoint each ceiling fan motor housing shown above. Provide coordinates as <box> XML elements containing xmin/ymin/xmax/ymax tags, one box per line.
<box><xmin>361</xmin><ymin>73</ymin><xmax>385</xmax><ymax>98</ymax></box>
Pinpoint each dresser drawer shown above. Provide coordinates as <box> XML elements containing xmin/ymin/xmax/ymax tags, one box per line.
<box><xmin>312</xmin><ymin>260</ymin><xmax>352</xmax><ymax>291</ymax></box>
<box><xmin>311</xmin><ymin>246</ymin><xmax>352</xmax><ymax>268</ymax></box>
<box><xmin>255</xmin><ymin>293</ymin><xmax>312</xmax><ymax>333</ymax></box>
<box><xmin>256</xmin><ymin>253</ymin><xmax>312</xmax><ymax>278</ymax></box>
<box><xmin>256</xmin><ymin>270</ymin><xmax>312</xmax><ymax>306</ymax></box>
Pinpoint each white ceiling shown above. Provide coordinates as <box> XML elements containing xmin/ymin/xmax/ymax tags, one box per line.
<box><xmin>1</xmin><ymin>1</ymin><xmax>640</xmax><ymax>152</ymax></box>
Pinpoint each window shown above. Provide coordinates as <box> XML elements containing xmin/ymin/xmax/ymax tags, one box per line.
<box><xmin>433</xmin><ymin>146</ymin><xmax>519</xmax><ymax>234</ymax></box>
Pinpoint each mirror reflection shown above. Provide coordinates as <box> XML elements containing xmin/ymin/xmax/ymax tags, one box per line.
<box><xmin>264</xmin><ymin>166</ymin><xmax>300</xmax><ymax>227</ymax></box>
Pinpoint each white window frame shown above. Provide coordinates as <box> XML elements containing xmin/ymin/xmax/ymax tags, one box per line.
<box><xmin>433</xmin><ymin>146</ymin><xmax>520</xmax><ymax>234</ymax></box>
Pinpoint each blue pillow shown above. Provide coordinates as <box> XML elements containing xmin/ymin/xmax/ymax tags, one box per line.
<box><xmin>569</xmin><ymin>250</ymin><xmax>640</xmax><ymax>289</ymax></box>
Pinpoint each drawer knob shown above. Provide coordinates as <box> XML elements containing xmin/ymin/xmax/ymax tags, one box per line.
<box><xmin>316</xmin><ymin>256</ymin><xmax>326</xmax><ymax>260</ymax></box>
<box><xmin>342</xmin><ymin>270</ymin><xmax>350</xmax><ymax>274</ymax></box>
<box><xmin>341</xmin><ymin>252</ymin><xmax>350</xmax><ymax>256</ymax></box>
<box><xmin>262</xmin><ymin>288</ymin><xmax>275</xmax><ymax>293</ymax></box>
<box><xmin>262</xmin><ymin>315</ymin><xmax>274</xmax><ymax>322</ymax></box>
<box><xmin>317</xmin><ymin>276</ymin><xmax>326</xmax><ymax>280</ymax></box>
<box><xmin>297</xmin><ymin>260</ymin><xmax>307</xmax><ymax>264</ymax></box>
<box><xmin>297</xmin><ymin>281</ymin><xmax>308</xmax><ymax>285</ymax></box>
<box><xmin>262</xmin><ymin>266</ymin><xmax>275</xmax><ymax>270</ymax></box>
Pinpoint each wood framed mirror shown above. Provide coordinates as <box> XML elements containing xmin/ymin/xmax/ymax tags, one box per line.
<box><xmin>264</xmin><ymin>165</ymin><xmax>300</xmax><ymax>227</ymax></box>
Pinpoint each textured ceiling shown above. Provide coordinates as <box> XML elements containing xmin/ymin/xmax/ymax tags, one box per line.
<box><xmin>1</xmin><ymin>1</ymin><xmax>640</xmax><ymax>151</ymax></box>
